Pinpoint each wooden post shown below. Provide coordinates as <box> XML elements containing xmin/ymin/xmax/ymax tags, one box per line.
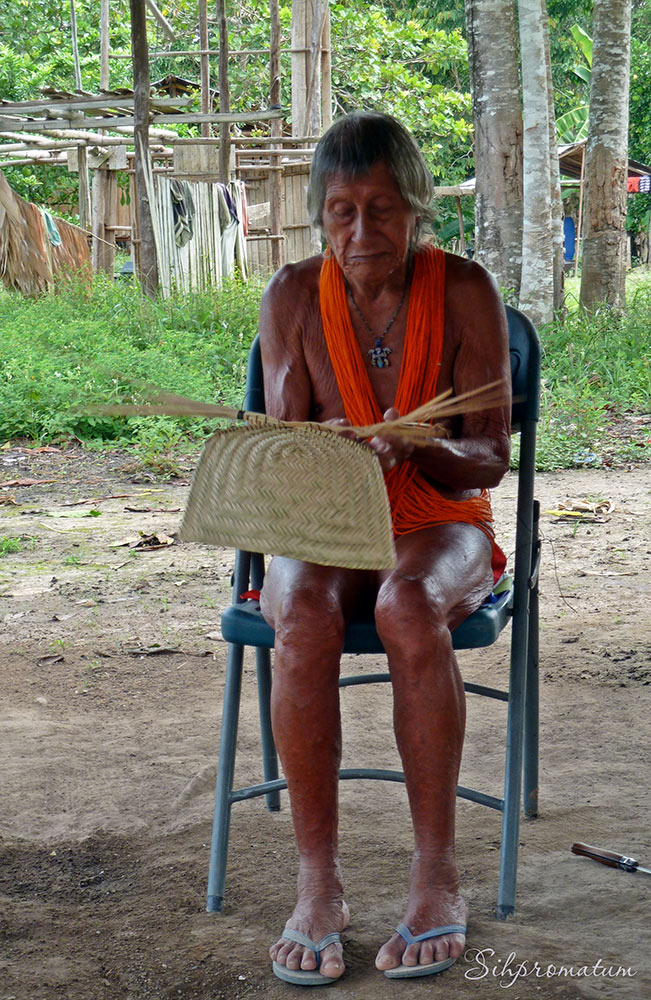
<box><xmin>92</xmin><ymin>0</ymin><xmax>114</xmax><ymax>274</ymax></box>
<box><xmin>455</xmin><ymin>196</ymin><xmax>466</xmax><ymax>256</ymax></box>
<box><xmin>130</xmin><ymin>0</ymin><xmax>159</xmax><ymax>295</ymax></box>
<box><xmin>269</xmin><ymin>0</ymin><xmax>283</xmax><ymax>271</ymax></box>
<box><xmin>216</xmin><ymin>0</ymin><xmax>231</xmax><ymax>182</ymax></box>
<box><xmin>199</xmin><ymin>0</ymin><xmax>211</xmax><ymax>140</ymax></box>
<box><xmin>574</xmin><ymin>143</ymin><xmax>586</xmax><ymax>278</ymax></box>
<box><xmin>70</xmin><ymin>0</ymin><xmax>92</xmax><ymax>229</ymax></box>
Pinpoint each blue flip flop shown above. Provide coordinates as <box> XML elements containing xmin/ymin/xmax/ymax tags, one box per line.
<box><xmin>383</xmin><ymin>922</ymin><xmax>466</xmax><ymax>979</ymax></box>
<box><xmin>272</xmin><ymin>926</ymin><xmax>343</xmax><ymax>986</ymax></box>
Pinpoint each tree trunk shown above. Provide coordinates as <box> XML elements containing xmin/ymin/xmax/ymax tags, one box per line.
<box><xmin>542</xmin><ymin>0</ymin><xmax>564</xmax><ymax>312</ymax></box>
<box><xmin>130</xmin><ymin>0</ymin><xmax>158</xmax><ymax>297</ymax></box>
<box><xmin>291</xmin><ymin>0</ymin><xmax>326</xmax><ymax>138</ymax></box>
<box><xmin>579</xmin><ymin>0</ymin><xmax>631</xmax><ymax>311</ymax></box>
<box><xmin>518</xmin><ymin>0</ymin><xmax>555</xmax><ymax>327</ymax></box>
<box><xmin>465</xmin><ymin>0</ymin><xmax>523</xmax><ymax>297</ymax></box>
<box><xmin>269</xmin><ymin>0</ymin><xmax>284</xmax><ymax>270</ymax></box>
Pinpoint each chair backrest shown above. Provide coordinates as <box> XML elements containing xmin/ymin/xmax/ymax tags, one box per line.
<box><xmin>505</xmin><ymin>305</ymin><xmax>540</xmax><ymax>431</ymax></box>
<box><xmin>244</xmin><ymin>303</ymin><xmax>540</xmax><ymax>434</ymax></box>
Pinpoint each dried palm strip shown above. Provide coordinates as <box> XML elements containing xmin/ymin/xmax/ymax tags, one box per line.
<box><xmin>95</xmin><ymin>378</ymin><xmax>509</xmax><ymax>449</ymax></box>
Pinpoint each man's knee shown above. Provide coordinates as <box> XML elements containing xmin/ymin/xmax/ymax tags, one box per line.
<box><xmin>375</xmin><ymin>573</ymin><xmax>449</xmax><ymax>645</ymax></box>
<box><xmin>272</xmin><ymin>585</ymin><xmax>346</xmax><ymax>658</ymax></box>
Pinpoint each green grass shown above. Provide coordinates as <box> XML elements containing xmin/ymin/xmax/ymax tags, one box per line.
<box><xmin>0</xmin><ymin>268</ymin><xmax>649</xmax><ymax>472</ymax></box>
<box><xmin>0</xmin><ymin>271</ymin><xmax>263</xmax><ymax>453</ymax></box>
<box><xmin>0</xmin><ymin>535</ymin><xmax>27</xmax><ymax>556</ymax></box>
<box><xmin>533</xmin><ymin>275</ymin><xmax>651</xmax><ymax>469</ymax></box>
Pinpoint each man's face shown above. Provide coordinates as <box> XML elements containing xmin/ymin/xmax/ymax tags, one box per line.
<box><xmin>321</xmin><ymin>161</ymin><xmax>417</xmax><ymax>287</ymax></box>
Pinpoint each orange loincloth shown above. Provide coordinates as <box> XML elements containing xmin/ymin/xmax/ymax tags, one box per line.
<box><xmin>319</xmin><ymin>245</ymin><xmax>507</xmax><ymax>584</ymax></box>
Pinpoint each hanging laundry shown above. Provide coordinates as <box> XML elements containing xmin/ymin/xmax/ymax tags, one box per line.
<box><xmin>218</xmin><ymin>183</ymin><xmax>239</xmax><ymax>224</ymax></box>
<box><xmin>639</xmin><ymin>175</ymin><xmax>651</xmax><ymax>193</ymax></box>
<box><xmin>41</xmin><ymin>209</ymin><xmax>62</xmax><ymax>247</ymax></box>
<box><xmin>216</xmin><ymin>184</ymin><xmax>239</xmax><ymax>278</ymax></box>
<box><xmin>232</xmin><ymin>181</ymin><xmax>248</xmax><ymax>280</ymax></box>
<box><xmin>170</xmin><ymin>179</ymin><xmax>195</xmax><ymax>247</ymax></box>
<box><xmin>627</xmin><ymin>176</ymin><xmax>641</xmax><ymax>193</ymax></box>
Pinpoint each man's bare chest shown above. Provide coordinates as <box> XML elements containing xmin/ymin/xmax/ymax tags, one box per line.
<box><xmin>300</xmin><ymin>308</ymin><xmax>458</xmax><ymax>423</ymax></box>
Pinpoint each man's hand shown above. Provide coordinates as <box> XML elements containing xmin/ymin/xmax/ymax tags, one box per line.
<box><xmin>367</xmin><ymin>408</ymin><xmax>415</xmax><ymax>474</ymax></box>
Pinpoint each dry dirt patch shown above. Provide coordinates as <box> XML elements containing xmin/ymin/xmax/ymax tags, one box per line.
<box><xmin>1</xmin><ymin>446</ymin><xmax>650</xmax><ymax>999</ymax></box>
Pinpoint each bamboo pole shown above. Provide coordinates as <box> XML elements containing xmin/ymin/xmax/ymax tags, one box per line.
<box><xmin>216</xmin><ymin>0</ymin><xmax>231</xmax><ymax>182</ymax></box>
<box><xmin>144</xmin><ymin>0</ymin><xmax>177</xmax><ymax>41</ymax></box>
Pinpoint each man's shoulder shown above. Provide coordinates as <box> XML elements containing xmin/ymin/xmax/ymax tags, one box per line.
<box><xmin>441</xmin><ymin>249</ymin><xmax>498</xmax><ymax>292</ymax></box>
<box><xmin>263</xmin><ymin>254</ymin><xmax>322</xmax><ymax>305</ymax></box>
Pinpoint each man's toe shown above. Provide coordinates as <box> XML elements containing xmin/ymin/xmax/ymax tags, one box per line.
<box><xmin>320</xmin><ymin>943</ymin><xmax>344</xmax><ymax>978</ymax></box>
<box><xmin>300</xmin><ymin>948</ymin><xmax>317</xmax><ymax>971</ymax></box>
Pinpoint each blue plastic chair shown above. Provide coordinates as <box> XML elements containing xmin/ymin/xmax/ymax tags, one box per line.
<box><xmin>207</xmin><ymin>305</ymin><xmax>541</xmax><ymax>920</ymax></box>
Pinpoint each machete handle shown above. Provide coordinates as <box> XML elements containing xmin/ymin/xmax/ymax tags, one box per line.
<box><xmin>571</xmin><ymin>842</ymin><xmax>637</xmax><ymax>870</ymax></box>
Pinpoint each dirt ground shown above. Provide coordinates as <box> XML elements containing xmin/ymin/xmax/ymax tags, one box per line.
<box><xmin>1</xmin><ymin>444</ymin><xmax>650</xmax><ymax>1000</ymax></box>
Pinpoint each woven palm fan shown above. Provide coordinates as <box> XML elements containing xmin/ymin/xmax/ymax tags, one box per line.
<box><xmin>95</xmin><ymin>379</ymin><xmax>508</xmax><ymax>570</ymax></box>
<box><xmin>179</xmin><ymin>422</ymin><xmax>396</xmax><ymax>569</ymax></box>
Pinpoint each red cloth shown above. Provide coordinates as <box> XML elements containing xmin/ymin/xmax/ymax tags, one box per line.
<box><xmin>627</xmin><ymin>176</ymin><xmax>641</xmax><ymax>193</ymax></box>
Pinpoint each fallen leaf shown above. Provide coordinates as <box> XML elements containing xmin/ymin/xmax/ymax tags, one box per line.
<box><xmin>0</xmin><ymin>495</ymin><xmax>18</xmax><ymax>505</ymax></box>
<box><xmin>46</xmin><ymin>509</ymin><xmax>103</xmax><ymax>519</ymax></box>
<box><xmin>60</xmin><ymin>494</ymin><xmax>134</xmax><ymax>507</ymax></box>
<box><xmin>1</xmin><ymin>478</ymin><xmax>57</xmax><ymax>487</ymax></box>
<box><xmin>124</xmin><ymin>645</ymin><xmax>182</xmax><ymax>656</ymax></box>
<box><xmin>124</xmin><ymin>506</ymin><xmax>181</xmax><ymax>513</ymax></box>
<box><xmin>111</xmin><ymin>530</ymin><xmax>175</xmax><ymax>550</ymax></box>
<box><xmin>578</xmin><ymin>570</ymin><xmax>637</xmax><ymax>577</ymax></box>
<box><xmin>36</xmin><ymin>654</ymin><xmax>64</xmax><ymax>667</ymax></box>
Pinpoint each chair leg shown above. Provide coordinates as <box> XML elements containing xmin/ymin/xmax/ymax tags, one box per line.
<box><xmin>256</xmin><ymin>646</ymin><xmax>281</xmax><ymax>811</ymax></box>
<box><xmin>497</xmin><ymin>520</ymin><xmax>532</xmax><ymax>918</ymax></box>
<box><xmin>206</xmin><ymin>642</ymin><xmax>244</xmax><ymax>913</ymax></box>
<box><xmin>523</xmin><ymin>542</ymin><xmax>540</xmax><ymax>819</ymax></box>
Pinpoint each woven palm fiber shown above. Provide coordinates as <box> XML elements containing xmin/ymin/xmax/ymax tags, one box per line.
<box><xmin>179</xmin><ymin>421</ymin><xmax>397</xmax><ymax>570</ymax></box>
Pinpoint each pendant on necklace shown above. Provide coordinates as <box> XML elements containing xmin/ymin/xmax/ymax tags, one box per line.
<box><xmin>369</xmin><ymin>340</ymin><xmax>392</xmax><ymax>369</ymax></box>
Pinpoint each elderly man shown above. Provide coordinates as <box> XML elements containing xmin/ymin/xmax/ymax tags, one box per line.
<box><xmin>258</xmin><ymin>111</ymin><xmax>511</xmax><ymax>984</ymax></box>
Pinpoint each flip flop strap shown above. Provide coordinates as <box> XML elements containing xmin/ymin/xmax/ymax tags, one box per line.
<box><xmin>281</xmin><ymin>926</ymin><xmax>341</xmax><ymax>966</ymax></box>
<box><xmin>395</xmin><ymin>922</ymin><xmax>466</xmax><ymax>945</ymax></box>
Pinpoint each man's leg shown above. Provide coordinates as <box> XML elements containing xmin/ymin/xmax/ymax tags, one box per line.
<box><xmin>261</xmin><ymin>557</ymin><xmax>371</xmax><ymax>979</ymax></box>
<box><xmin>373</xmin><ymin>523</ymin><xmax>494</xmax><ymax>971</ymax></box>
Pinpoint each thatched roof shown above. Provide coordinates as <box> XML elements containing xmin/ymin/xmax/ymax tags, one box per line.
<box><xmin>0</xmin><ymin>171</ymin><xmax>90</xmax><ymax>296</ymax></box>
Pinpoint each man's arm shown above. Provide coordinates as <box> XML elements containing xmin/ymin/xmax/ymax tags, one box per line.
<box><xmin>369</xmin><ymin>258</ymin><xmax>512</xmax><ymax>491</ymax></box>
<box><xmin>258</xmin><ymin>261</ymin><xmax>315</xmax><ymax>422</ymax></box>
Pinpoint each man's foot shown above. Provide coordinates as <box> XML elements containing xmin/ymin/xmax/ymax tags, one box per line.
<box><xmin>375</xmin><ymin>860</ymin><xmax>467</xmax><ymax>972</ymax></box>
<box><xmin>270</xmin><ymin>867</ymin><xmax>350</xmax><ymax>980</ymax></box>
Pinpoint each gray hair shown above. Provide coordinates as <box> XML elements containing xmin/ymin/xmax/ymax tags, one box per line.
<box><xmin>307</xmin><ymin>111</ymin><xmax>436</xmax><ymax>232</ymax></box>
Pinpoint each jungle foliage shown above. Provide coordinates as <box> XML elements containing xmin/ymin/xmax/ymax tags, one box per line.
<box><xmin>1</xmin><ymin>0</ymin><xmax>649</xmax><ymax>207</ymax></box>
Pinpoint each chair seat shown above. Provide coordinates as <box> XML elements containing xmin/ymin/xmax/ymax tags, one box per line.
<box><xmin>221</xmin><ymin>587</ymin><xmax>512</xmax><ymax>654</ymax></box>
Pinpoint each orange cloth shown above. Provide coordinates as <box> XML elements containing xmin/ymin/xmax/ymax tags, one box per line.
<box><xmin>319</xmin><ymin>245</ymin><xmax>506</xmax><ymax>583</ymax></box>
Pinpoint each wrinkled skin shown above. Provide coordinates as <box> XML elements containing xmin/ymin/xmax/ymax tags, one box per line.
<box><xmin>259</xmin><ymin>161</ymin><xmax>511</xmax><ymax>978</ymax></box>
